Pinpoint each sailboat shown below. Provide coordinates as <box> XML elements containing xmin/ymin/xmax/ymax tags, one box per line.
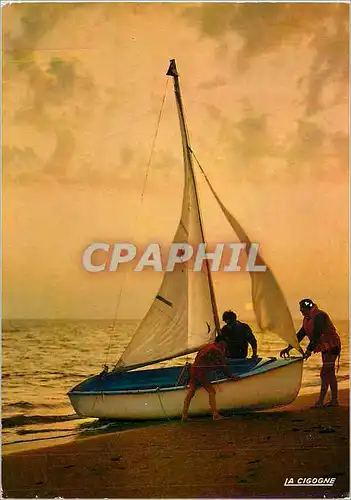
<box><xmin>68</xmin><ymin>60</ymin><xmax>303</xmax><ymax>420</ymax></box>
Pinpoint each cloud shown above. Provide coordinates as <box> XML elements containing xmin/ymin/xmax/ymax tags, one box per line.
<box><xmin>44</xmin><ymin>129</ymin><xmax>76</xmax><ymax>179</ymax></box>
<box><xmin>331</xmin><ymin>132</ymin><xmax>348</xmax><ymax>171</ymax></box>
<box><xmin>2</xmin><ymin>146</ymin><xmax>42</xmax><ymax>184</ymax></box>
<box><xmin>304</xmin><ymin>14</ymin><xmax>348</xmax><ymax>116</ymax></box>
<box><xmin>12</xmin><ymin>54</ymin><xmax>96</xmax><ymax>130</ymax></box>
<box><xmin>203</xmin><ymin>102</ymin><xmax>284</xmax><ymax>182</ymax></box>
<box><xmin>3</xmin><ymin>4</ymin><xmax>82</xmax><ymax>72</ymax></box>
<box><xmin>202</xmin><ymin>100</ymin><xmax>347</xmax><ymax>185</ymax></box>
<box><xmin>3</xmin><ymin>4</ymin><xmax>96</xmax><ymax>184</ymax></box>
<box><xmin>286</xmin><ymin>120</ymin><xmax>326</xmax><ymax>167</ymax></box>
<box><xmin>198</xmin><ymin>76</ymin><xmax>228</xmax><ymax>90</ymax></box>
<box><xmin>184</xmin><ymin>4</ymin><xmax>348</xmax><ymax>118</ymax></box>
<box><xmin>183</xmin><ymin>4</ymin><xmax>348</xmax><ymax>184</ymax></box>
<box><xmin>120</xmin><ymin>147</ymin><xmax>134</xmax><ymax>168</ymax></box>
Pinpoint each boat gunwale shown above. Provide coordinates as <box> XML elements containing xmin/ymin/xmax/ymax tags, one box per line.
<box><xmin>68</xmin><ymin>357</ymin><xmax>303</xmax><ymax>397</ymax></box>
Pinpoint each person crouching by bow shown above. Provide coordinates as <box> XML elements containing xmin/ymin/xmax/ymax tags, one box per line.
<box><xmin>181</xmin><ymin>335</ymin><xmax>239</xmax><ymax>422</ymax></box>
<box><xmin>280</xmin><ymin>299</ymin><xmax>341</xmax><ymax>408</ymax></box>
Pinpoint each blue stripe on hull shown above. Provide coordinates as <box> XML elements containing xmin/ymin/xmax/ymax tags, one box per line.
<box><xmin>68</xmin><ymin>357</ymin><xmax>301</xmax><ymax>396</ymax></box>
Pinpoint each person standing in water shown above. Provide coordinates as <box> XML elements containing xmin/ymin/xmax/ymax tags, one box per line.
<box><xmin>181</xmin><ymin>335</ymin><xmax>238</xmax><ymax>422</ymax></box>
<box><xmin>280</xmin><ymin>299</ymin><xmax>341</xmax><ymax>408</ymax></box>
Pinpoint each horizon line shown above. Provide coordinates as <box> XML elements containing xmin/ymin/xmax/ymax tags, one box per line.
<box><xmin>2</xmin><ymin>317</ymin><xmax>349</xmax><ymax>322</ymax></box>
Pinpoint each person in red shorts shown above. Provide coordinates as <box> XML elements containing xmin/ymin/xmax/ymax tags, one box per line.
<box><xmin>181</xmin><ymin>335</ymin><xmax>238</xmax><ymax>422</ymax></box>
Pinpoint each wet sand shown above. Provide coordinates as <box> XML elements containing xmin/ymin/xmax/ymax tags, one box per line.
<box><xmin>3</xmin><ymin>388</ymin><xmax>349</xmax><ymax>498</ymax></box>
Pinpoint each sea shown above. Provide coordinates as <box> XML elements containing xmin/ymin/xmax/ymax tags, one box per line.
<box><xmin>2</xmin><ymin>319</ymin><xmax>349</xmax><ymax>450</ymax></box>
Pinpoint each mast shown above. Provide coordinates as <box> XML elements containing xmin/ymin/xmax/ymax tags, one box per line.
<box><xmin>166</xmin><ymin>59</ymin><xmax>221</xmax><ymax>333</ymax></box>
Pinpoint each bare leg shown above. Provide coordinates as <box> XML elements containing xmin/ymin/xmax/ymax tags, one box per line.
<box><xmin>329</xmin><ymin>370</ymin><xmax>338</xmax><ymax>404</ymax></box>
<box><xmin>325</xmin><ymin>353</ymin><xmax>339</xmax><ymax>405</ymax></box>
<box><xmin>182</xmin><ymin>386</ymin><xmax>195</xmax><ymax>421</ymax></box>
<box><xmin>315</xmin><ymin>353</ymin><xmax>338</xmax><ymax>407</ymax></box>
<box><xmin>204</xmin><ymin>384</ymin><xmax>225</xmax><ymax>420</ymax></box>
<box><xmin>207</xmin><ymin>386</ymin><xmax>217</xmax><ymax>415</ymax></box>
<box><xmin>318</xmin><ymin>353</ymin><xmax>330</xmax><ymax>406</ymax></box>
<box><xmin>317</xmin><ymin>373</ymin><xmax>329</xmax><ymax>406</ymax></box>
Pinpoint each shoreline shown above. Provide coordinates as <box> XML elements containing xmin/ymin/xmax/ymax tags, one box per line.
<box><xmin>2</xmin><ymin>387</ymin><xmax>349</xmax><ymax>498</ymax></box>
<box><xmin>3</xmin><ymin>380</ymin><xmax>349</xmax><ymax>456</ymax></box>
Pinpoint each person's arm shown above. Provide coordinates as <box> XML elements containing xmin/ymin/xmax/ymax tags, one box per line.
<box><xmin>214</xmin><ymin>352</ymin><xmax>234</xmax><ymax>379</ymax></box>
<box><xmin>246</xmin><ymin>326</ymin><xmax>258</xmax><ymax>357</ymax></box>
<box><xmin>220</xmin><ymin>325</ymin><xmax>228</xmax><ymax>338</ymax></box>
<box><xmin>297</xmin><ymin>327</ymin><xmax>306</xmax><ymax>343</ymax></box>
<box><xmin>280</xmin><ymin>327</ymin><xmax>306</xmax><ymax>357</ymax></box>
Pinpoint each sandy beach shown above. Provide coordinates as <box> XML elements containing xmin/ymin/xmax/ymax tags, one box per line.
<box><xmin>2</xmin><ymin>387</ymin><xmax>349</xmax><ymax>498</ymax></box>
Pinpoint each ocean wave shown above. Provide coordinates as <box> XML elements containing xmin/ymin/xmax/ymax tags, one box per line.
<box><xmin>3</xmin><ymin>433</ymin><xmax>78</xmax><ymax>446</ymax></box>
<box><xmin>4</xmin><ymin>400</ymin><xmax>71</xmax><ymax>411</ymax></box>
<box><xmin>39</xmin><ymin>402</ymin><xmax>71</xmax><ymax>408</ymax></box>
<box><xmin>6</xmin><ymin>401</ymin><xmax>36</xmax><ymax>409</ymax></box>
<box><xmin>3</xmin><ymin>371</ymin><xmax>90</xmax><ymax>380</ymax></box>
<box><xmin>2</xmin><ymin>413</ymin><xmax>80</xmax><ymax>429</ymax></box>
<box><xmin>17</xmin><ymin>427</ymin><xmax>76</xmax><ymax>435</ymax></box>
<box><xmin>302</xmin><ymin>374</ymin><xmax>349</xmax><ymax>389</ymax></box>
<box><xmin>45</xmin><ymin>371</ymin><xmax>93</xmax><ymax>378</ymax></box>
<box><xmin>3</xmin><ymin>419</ymin><xmax>159</xmax><ymax>447</ymax></box>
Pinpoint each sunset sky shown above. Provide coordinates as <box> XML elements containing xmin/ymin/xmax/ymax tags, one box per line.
<box><xmin>3</xmin><ymin>3</ymin><xmax>349</xmax><ymax>320</ymax></box>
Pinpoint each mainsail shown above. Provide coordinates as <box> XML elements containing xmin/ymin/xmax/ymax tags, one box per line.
<box><xmin>193</xmin><ymin>159</ymin><xmax>303</xmax><ymax>354</ymax></box>
<box><xmin>115</xmin><ymin>60</ymin><xmax>218</xmax><ymax>371</ymax></box>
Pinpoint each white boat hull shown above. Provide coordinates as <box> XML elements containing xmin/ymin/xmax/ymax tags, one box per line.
<box><xmin>68</xmin><ymin>358</ymin><xmax>303</xmax><ymax>420</ymax></box>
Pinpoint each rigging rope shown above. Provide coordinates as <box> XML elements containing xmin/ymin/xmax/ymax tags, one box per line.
<box><xmin>140</xmin><ymin>79</ymin><xmax>169</xmax><ymax>201</ymax></box>
<box><xmin>156</xmin><ymin>387</ymin><xmax>171</xmax><ymax>421</ymax></box>
<box><xmin>188</xmin><ymin>146</ymin><xmax>207</xmax><ymax>179</ymax></box>
<box><xmin>104</xmin><ymin>79</ymin><xmax>169</xmax><ymax>367</ymax></box>
<box><xmin>104</xmin><ymin>282</ymin><xmax>125</xmax><ymax>365</ymax></box>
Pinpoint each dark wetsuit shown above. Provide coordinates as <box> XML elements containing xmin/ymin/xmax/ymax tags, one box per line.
<box><xmin>221</xmin><ymin>321</ymin><xmax>257</xmax><ymax>359</ymax></box>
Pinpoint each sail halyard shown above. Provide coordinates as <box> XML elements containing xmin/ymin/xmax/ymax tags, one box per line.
<box><xmin>167</xmin><ymin>59</ymin><xmax>220</xmax><ymax>334</ymax></box>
